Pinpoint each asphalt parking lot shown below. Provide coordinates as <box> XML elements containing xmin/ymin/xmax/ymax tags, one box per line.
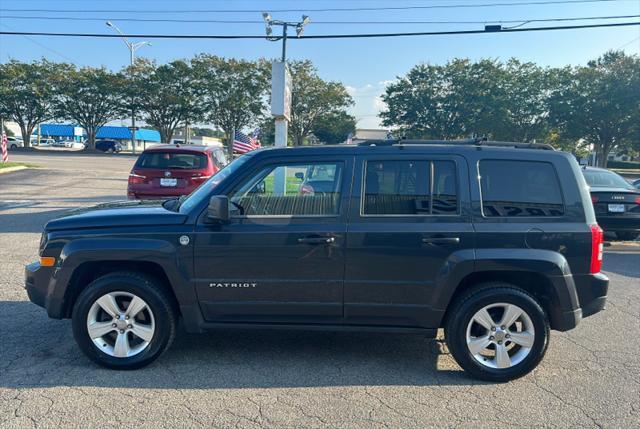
<box><xmin>1</xmin><ymin>152</ymin><xmax>639</xmax><ymax>428</ymax></box>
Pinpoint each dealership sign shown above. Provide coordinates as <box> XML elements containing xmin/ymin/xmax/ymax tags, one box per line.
<box><xmin>271</xmin><ymin>61</ymin><xmax>291</xmax><ymax>121</ymax></box>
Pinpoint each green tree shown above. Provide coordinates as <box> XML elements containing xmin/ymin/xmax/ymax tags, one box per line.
<box><xmin>192</xmin><ymin>55</ymin><xmax>269</xmax><ymax>156</ymax></box>
<box><xmin>191</xmin><ymin>127</ymin><xmax>224</xmax><ymax>138</ymax></box>
<box><xmin>56</xmin><ymin>67</ymin><xmax>125</xmax><ymax>150</ymax></box>
<box><xmin>127</xmin><ymin>59</ymin><xmax>204</xmax><ymax>143</ymax></box>
<box><xmin>380</xmin><ymin>59</ymin><xmax>516</xmax><ymax>140</ymax></box>
<box><xmin>288</xmin><ymin>60</ymin><xmax>353</xmax><ymax>146</ymax></box>
<box><xmin>501</xmin><ymin>59</ymin><xmax>551</xmax><ymax>142</ymax></box>
<box><xmin>312</xmin><ymin>111</ymin><xmax>356</xmax><ymax>144</ymax></box>
<box><xmin>0</xmin><ymin>59</ymin><xmax>68</xmax><ymax>147</ymax></box>
<box><xmin>548</xmin><ymin>51</ymin><xmax>640</xmax><ymax>167</ymax></box>
<box><xmin>256</xmin><ymin>117</ymin><xmax>279</xmax><ymax>147</ymax></box>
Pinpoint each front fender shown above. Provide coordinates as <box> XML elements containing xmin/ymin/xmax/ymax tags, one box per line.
<box><xmin>44</xmin><ymin>238</ymin><xmax>193</xmax><ymax>318</ymax></box>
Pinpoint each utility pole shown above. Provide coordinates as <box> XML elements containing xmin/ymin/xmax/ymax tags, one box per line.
<box><xmin>263</xmin><ymin>13</ymin><xmax>310</xmax><ymax>150</ymax></box>
<box><xmin>263</xmin><ymin>13</ymin><xmax>309</xmax><ymax>193</ymax></box>
<box><xmin>105</xmin><ymin>21</ymin><xmax>151</xmax><ymax>154</ymax></box>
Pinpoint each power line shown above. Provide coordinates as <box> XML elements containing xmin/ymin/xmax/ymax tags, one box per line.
<box><xmin>1</xmin><ymin>21</ymin><xmax>637</xmax><ymax>40</ymax></box>
<box><xmin>615</xmin><ymin>35</ymin><xmax>640</xmax><ymax>50</ymax></box>
<box><xmin>0</xmin><ymin>14</ymin><xmax>637</xmax><ymax>25</ymax></box>
<box><xmin>0</xmin><ymin>0</ymin><xmax>631</xmax><ymax>14</ymax></box>
<box><xmin>0</xmin><ymin>22</ymin><xmax>76</xmax><ymax>62</ymax></box>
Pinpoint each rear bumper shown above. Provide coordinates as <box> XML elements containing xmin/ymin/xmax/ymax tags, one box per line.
<box><xmin>128</xmin><ymin>192</ymin><xmax>188</xmax><ymax>200</ymax></box>
<box><xmin>553</xmin><ymin>272</ymin><xmax>608</xmax><ymax>331</ymax></box>
<box><xmin>127</xmin><ymin>186</ymin><xmax>195</xmax><ymax>200</ymax></box>
<box><xmin>596</xmin><ymin>215</ymin><xmax>640</xmax><ymax>232</ymax></box>
<box><xmin>576</xmin><ymin>272</ymin><xmax>609</xmax><ymax>318</ymax></box>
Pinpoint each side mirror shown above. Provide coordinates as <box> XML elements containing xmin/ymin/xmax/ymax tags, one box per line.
<box><xmin>207</xmin><ymin>195</ymin><xmax>229</xmax><ymax>223</ymax></box>
<box><xmin>295</xmin><ymin>172</ymin><xmax>305</xmax><ymax>181</ymax></box>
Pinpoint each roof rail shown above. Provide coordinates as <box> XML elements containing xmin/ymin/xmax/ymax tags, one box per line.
<box><xmin>357</xmin><ymin>139</ymin><xmax>555</xmax><ymax>150</ymax></box>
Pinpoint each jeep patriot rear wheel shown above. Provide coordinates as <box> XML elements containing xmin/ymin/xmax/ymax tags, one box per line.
<box><xmin>445</xmin><ymin>283</ymin><xmax>549</xmax><ymax>382</ymax></box>
<box><xmin>72</xmin><ymin>271</ymin><xmax>177</xmax><ymax>369</ymax></box>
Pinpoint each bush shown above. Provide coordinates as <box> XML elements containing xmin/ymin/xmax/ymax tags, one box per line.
<box><xmin>607</xmin><ymin>160</ymin><xmax>640</xmax><ymax>169</ymax></box>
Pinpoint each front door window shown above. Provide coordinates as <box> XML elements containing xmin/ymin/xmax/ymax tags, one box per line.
<box><xmin>230</xmin><ymin>162</ymin><xmax>344</xmax><ymax>217</ymax></box>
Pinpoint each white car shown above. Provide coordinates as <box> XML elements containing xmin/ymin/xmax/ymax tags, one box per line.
<box><xmin>58</xmin><ymin>140</ymin><xmax>80</xmax><ymax>148</ymax></box>
<box><xmin>70</xmin><ymin>141</ymin><xmax>86</xmax><ymax>149</ymax></box>
<box><xmin>32</xmin><ymin>138</ymin><xmax>55</xmax><ymax>147</ymax></box>
<box><xmin>6</xmin><ymin>136</ymin><xmax>24</xmax><ymax>149</ymax></box>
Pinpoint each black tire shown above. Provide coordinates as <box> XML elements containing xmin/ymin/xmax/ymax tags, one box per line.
<box><xmin>616</xmin><ymin>231</ymin><xmax>639</xmax><ymax>241</ymax></box>
<box><xmin>444</xmin><ymin>283</ymin><xmax>550</xmax><ymax>382</ymax></box>
<box><xmin>71</xmin><ymin>271</ymin><xmax>177</xmax><ymax>370</ymax></box>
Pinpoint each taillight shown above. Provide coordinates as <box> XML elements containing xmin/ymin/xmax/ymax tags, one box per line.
<box><xmin>591</xmin><ymin>195</ymin><xmax>598</xmax><ymax>204</ymax></box>
<box><xmin>128</xmin><ymin>173</ymin><xmax>146</xmax><ymax>185</ymax></box>
<box><xmin>589</xmin><ymin>224</ymin><xmax>604</xmax><ymax>274</ymax></box>
<box><xmin>635</xmin><ymin>196</ymin><xmax>640</xmax><ymax>205</ymax></box>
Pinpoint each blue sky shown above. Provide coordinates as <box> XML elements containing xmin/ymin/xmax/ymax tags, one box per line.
<box><xmin>1</xmin><ymin>0</ymin><xmax>638</xmax><ymax>128</ymax></box>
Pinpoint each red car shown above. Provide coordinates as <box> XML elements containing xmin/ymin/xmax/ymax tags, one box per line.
<box><xmin>127</xmin><ymin>144</ymin><xmax>228</xmax><ymax>200</ymax></box>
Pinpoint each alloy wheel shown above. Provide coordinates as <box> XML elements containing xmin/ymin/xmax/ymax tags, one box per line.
<box><xmin>465</xmin><ymin>302</ymin><xmax>535</xmax><ymax>369</ymax></box>
<box><xmin>86</xmin><ymin>291</ymin><xmax>155</xmax><ymax>358</ymax></box>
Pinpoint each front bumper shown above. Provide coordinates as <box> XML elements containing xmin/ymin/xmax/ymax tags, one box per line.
<box><xmin>24</xmin><ymin>262</ymin><xmax>64</xmax><ymax>318</ymax></box>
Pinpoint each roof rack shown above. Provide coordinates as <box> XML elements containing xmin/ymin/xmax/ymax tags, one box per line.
<box><xmin>357</xmin><ymin>138</ymin><xmax>555</xmax><ymax>150</ymax></box>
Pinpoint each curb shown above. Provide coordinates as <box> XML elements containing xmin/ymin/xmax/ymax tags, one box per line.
<box><xmin>0</xmin><ymin>166</ymin><xmax>29</xmax><ymax>175</ymax></box>
<box><xmin>604</xmin><ymin>242</ymin><xmax>640</xmax><ymax>253</ymax></box>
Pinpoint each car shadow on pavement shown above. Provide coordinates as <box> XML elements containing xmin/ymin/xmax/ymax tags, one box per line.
<box><xmin>0</xmin><ymin>197</ymin><xmax>125</xmax><ymax>233</ymax></box>
<box><xmin>0</xmin><ymin>301</ymin><xmax>478</xmax><ymax>389</ymax></box>
<box><xmin>0</xmin><ymin>208</ymin><xmax>77</xmax><ymax>233</ymax></box>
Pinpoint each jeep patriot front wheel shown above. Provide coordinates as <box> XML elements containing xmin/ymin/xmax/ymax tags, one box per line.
<box><xmin>445</xmin><ymin>283</ymin><xmax>549</xmax><ymax>382</ymax></box>
<box><xmin>72</xmin><ymin>271</ymin><xmax>177</xmax><ymax>369</ymax></box>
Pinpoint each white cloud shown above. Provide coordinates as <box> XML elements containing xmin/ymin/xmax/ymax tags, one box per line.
<box><xmin>373</xmin><ymin>96</ymin><xmax>386</xmax><ymax>111</ymax></box>
<box><xmin>346</xmin><ymin>82</ymin><xmax>390</xmax><ymax>129</ymax></box>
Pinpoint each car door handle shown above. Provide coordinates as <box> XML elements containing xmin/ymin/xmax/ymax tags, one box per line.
<box><xmin>298</xmin><ymin>236</ymin><xmax>336</xmax><ymax>245</ymax></box>
<box><xmin>422</xmin><ymin>237</ymin><xmax>460</xmax><ymax>245</ymax></box>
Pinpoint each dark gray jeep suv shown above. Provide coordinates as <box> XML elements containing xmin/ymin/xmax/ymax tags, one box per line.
<box><xmin>25</xmin><ymin>140</ymin><xmax>609</xmax><ymax>381</ymax></box>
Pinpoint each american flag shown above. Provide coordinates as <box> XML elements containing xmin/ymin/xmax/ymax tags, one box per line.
<box><xmin>1</xmin><ymin>129</ymin><xmax>8</xmax><ymax>163</ymax></box>
<box><xmin>233</xmin><ymin>129</ymin><xmax>261</xmax><ymax>154</ymax></box>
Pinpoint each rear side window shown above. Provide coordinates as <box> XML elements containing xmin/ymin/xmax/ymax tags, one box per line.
<box><xmin>583</xmin><ymin>169</ymin><xmax>633</xmax><ymax>189</ymax></box>
<box><xmin>362</xmin><ymin>160</ymin><xmax>458</xmax><ymax>215</ymax></box>
<box><xmin>479</xmin><ymin>160</ymin><xmax>564</xmax><ymax>217</ymax></box>
<box><xmin>136</xmin><ymin>152</ymin><xmax>207</xmax><ymax>169</ymax></box>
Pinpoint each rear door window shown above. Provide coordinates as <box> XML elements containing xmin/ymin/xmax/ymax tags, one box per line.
<box><xmin>136</xmin><ymin>152</ymin><xmax>207</xmax><ymax>169</ymax></box>
<box><xmin>362</xmin><ymin>160</ymin><xmax>458</xmax><ymax>215</ymax></box>
<box><xmin>479</xmin><ymin>160</ymin><xmax>564</xmax><ymax>217</ymax></box>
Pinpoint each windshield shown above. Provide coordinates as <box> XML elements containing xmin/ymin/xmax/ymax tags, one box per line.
<box><xmin>583</xmin><ymin>169</ymin><xmax>634</xmax><ymax>190</ymax></box>
<box><xmin>177</xmin><ymin>152</ymin><xmax>255</xmax><ymax>213</ymax></box>
<box><xmin>136</xmin><ymin>152</ymin><xmax>207</xmax><ymax>169</ymax></box>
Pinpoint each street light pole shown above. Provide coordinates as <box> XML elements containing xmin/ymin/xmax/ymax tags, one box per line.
<box><xmin>105</xmin><ymin>21</ymin><xmax>150</xmax><ymax>154</ymax></box>
<box><xmin>281</xmin><ymin>23</ymin><xmax>288</xmax><ymax>62</ymax></box>
<box><xmin>263</xmin><ymin>13</ymin><xmax>310</xmax><ymax>151</ymax></box>
<box><xmin>263</xmin><ymin>13</ymin><xmax>309</xmax><ymax>65</ymax></box>
<box><xmin>263</xmin><ymin>14</ymin><xmax>309</xmax><ymax>194</ymax></box>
